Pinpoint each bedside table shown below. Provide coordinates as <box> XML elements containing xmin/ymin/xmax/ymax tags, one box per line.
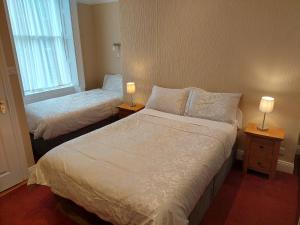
<box><xmin>117</xmin><ymin>103</ymin><xmax>145</xmax><ymax>119</ymax></box>
<box><xmin>243</xmin><ymin>123</ymin><xmax>285</xmax><ymax>178</ymax></box>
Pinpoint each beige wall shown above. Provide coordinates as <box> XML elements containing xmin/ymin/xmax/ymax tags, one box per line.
<box><xmin>77</xmin><ymin>4</ymin><xmax>98</xmax><ymax>90</ymax></box>
<box><xmin>0</xmin><ymin>1</ymin><xmax>34</xmax><ymax>166</ymax></box>
<box><xmin>120</xmin><ymin>0</ymin><xmax>300</xmax><ymax>163</ymax></box>
<box><xmin>78</xmin><ymin>2</ymin><xmax>121</xmax><ymax>90</ymax></box>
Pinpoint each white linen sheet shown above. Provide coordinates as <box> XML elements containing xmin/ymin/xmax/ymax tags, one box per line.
<box><xmin>28</xmin><ymin>109</ymin><xmax>237</xmax><ymax>225</ymax></box>
<box><xmin>26</xmin><ymin>89</ymin><xmax>122</xmax><ymax>140</ymax></box>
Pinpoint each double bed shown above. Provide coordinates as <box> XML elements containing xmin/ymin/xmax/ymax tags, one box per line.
<box><xmin>29</xmin><ymin>85</ymin><xmax>242</xmax><ymax>224</ymax></box>
<box><xmin>29</xmin><ymin>108</ymin><xmax>238</xmax><ymax>225</ymax></box>
<box><xmin>26</xmin><ymin>74</ymin><xmax>123</xmax><ymax>160</ymax></box>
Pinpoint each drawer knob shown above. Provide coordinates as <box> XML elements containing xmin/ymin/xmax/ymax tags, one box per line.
<box><xmin>257</xmin><ymin>161</ymin><xmax>262</xmax><ymax>166</ymax></box>
<box><xmin>259</xmin><ymin>145</ymin><xmax>264</xmax><ymax>149</ymax></box>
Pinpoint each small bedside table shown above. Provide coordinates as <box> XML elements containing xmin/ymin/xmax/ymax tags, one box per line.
<box><xmin>243</xmin><ymin>123</ymin><xmax>285</xmax><ymax>178</ymax></box>
<box><xmin>117</xmin><ymin>103</ymin><xmax>145</xmax><ymax>119</ymax></box>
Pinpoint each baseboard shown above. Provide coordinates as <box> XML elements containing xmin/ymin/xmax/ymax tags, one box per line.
<box><xmin>276</xmin><ymin>160</ymin><xmax>294</xmax><ymax>174</ymax></box>
<box><xmin>296</xmin><ymin>145</ymin><xmax>300</xmax><ymax>155</ymax></box>
<box><xmin>236</xmin><ymin>149</ymin><xmax>294</xmax><ymax>174</ymax></box>
<box><xmin>236</xmin><ymin>149</ymin><xmax>244</xmax><ymax>161</ymax></box>
<box><xmin>0</xmin><ymin>180</ymin><xmax>27</xmax><ymax>197</ymax></box>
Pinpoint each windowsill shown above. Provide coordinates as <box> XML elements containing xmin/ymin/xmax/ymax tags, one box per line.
<box><xmin>24</xmin><ymin>84</ymin><xmax>74</xmax><ymax>96</ymax></box>
<box><xmin>24</xmin><ymin>85</ymin><xmax>81</xmax><ymax>104</ymax></box>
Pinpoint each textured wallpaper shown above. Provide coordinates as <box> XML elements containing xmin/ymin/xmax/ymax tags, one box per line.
<box><xmin>78</xmin><ymin>2</ymin><xmax>121</xmax><ymax>90</ymax></box>
<box><xmin>120</xmin><ymin>0</ymin><xmax>300</xmax><ymax>163</ymax></box>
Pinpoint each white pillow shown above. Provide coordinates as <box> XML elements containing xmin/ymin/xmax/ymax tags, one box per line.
<box><xmin>146</xmin><ymin>86</ymin><xmax>189</xmax><ymax>115</ymax></box>
<box><xmin>236</xmin><ymin>108</ymin><xmax>243</xmax><ymax>129</ymax></box>
<box><xmin>102</xmin><ymin>74</ymin><xmax>123</xmax><ymax>93</ymax></box>
<box><xmin>185</xmin><ymin>88</ymin><xmax>241</xmax><ymax>123</ymax></box>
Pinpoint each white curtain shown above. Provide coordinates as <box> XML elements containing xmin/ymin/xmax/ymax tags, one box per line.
<box><xmin>7</xmin><ymin>0</ymin><xmax>77</xmax><ymax>94</ymax></box>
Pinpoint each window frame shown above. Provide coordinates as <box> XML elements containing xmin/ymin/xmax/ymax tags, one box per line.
<box><xmin>4</xmin><ymin>0</ymin><xmax>85</xmax><ymax>104</ymax></box>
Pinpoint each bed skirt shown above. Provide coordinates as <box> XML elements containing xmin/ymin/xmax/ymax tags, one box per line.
<box><xmin>30</xmin><ymin>115</ymin><xmax>118</xmax><ymax>161</ymax></box>
<box><xmin>54</xmin><ymin>141</ymin><xmax>237</xmax><ymax>225</ymax></box>
<box><xmin>188</xmin><ymin>141</ymin><xmax>237</xmax><ymax>225</ymax></box>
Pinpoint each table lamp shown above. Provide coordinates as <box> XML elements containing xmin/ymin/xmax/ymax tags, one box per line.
<box><xmin>126</xmin><ymin>82</ymin><xmax>136</xmax><ymax>107</ymax></box>
<box><xmin>257</xmin><ymin>96</ymin><xmax>274</xmax><ymax>131</ymax></box>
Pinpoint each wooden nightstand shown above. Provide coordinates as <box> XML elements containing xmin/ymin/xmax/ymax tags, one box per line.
<box><xmin>117</xmin><ymin>103</ymin><xmax>145</xmax><ymax>119</ymax></box>
<box><xmin>243</xmin><ymin>123</ymin><xmax>285</xmax><ymax>178</ymax></box>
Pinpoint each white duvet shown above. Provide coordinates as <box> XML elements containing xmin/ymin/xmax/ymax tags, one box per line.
<box><xmin>26</xmin><ymin>89</ymin><xmax>122</xmax><ymax>140</ymax></box>
<box><xmin>28</xmin><ymin>109</ymin><xmax>237</xmax><ymax>225</ymax></box>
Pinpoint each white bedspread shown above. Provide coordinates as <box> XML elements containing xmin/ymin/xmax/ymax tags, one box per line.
<box><xmin>26</xmin><ymin>89</ymin><xmax>122</xmax><ymax>140</ymax></box>
<box><xmin>28</xmin><ymin>109</ymin><xmax>237</xmax><ymax>225</ymax></box>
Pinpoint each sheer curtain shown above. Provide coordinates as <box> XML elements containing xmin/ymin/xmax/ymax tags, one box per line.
<box><xmin>6</xmin><ymin>0</ymin><xmax>78</xmax><ymax>94</ymax></box>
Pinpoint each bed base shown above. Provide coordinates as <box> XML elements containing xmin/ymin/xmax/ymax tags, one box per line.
<box><xmin>30</xmin><ymin>115</ymin><xmax>118</xmax><ymax>162</ymax></box>
<box><xmin>54</xmin><ymin>142</ymin><xmax>237</xmax><ymax>225</ymax></box>
<box><xmin>188</xmin><ymin>142</ymin><xmax>237</xmax><ymax>225</ymax></box>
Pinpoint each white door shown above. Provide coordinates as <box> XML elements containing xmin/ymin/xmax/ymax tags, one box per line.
<box><xmin>0</xmin><ymin>38</ymin><xmax>27</xmax><ymax>192</ymax></box>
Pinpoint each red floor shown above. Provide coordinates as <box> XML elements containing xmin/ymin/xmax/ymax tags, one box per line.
<box><xmin>0</xmin><ymin>165</ymin><xmax>298</xmax><ymax>225</ymax></box>
<box><xmin>201</xmin><ymin>168</ymin><xmax>299</xmax><ymax>225</ymax></box>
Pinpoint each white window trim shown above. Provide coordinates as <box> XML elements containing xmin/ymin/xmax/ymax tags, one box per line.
<box><xmin>3</xmin><ymin>0</ymin><xmax>86</xmax><ymax>104</ymax></box>
<box><xmin>71</xmin><ymin>0</ymin><xmax>86</xmax><ymax>92</ymax></box>
<box><xmin>23</xmin><ymin>86</ymin><xmax>77</xmax><ymax>104</ymax></box>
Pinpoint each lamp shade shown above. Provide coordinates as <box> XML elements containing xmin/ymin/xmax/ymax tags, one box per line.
<box><xmin>126</xmin><ymin>82</ymin><xmax>136</xmax><ymax>94</ymax></box>
<box><xmin>259</xmin><ymin>96</ymin><xmax>274</xmax><ymax>113</ymax></box>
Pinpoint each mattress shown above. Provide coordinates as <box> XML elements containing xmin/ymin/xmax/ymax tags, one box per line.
<box><xmin>28</xmin><ymin>109</ymin><xmax>237</xmax><ymax>225</ymax></box>
<box><xmin>26</xmin><ymin>89</ymin><xmax>122</xmax><ymax>140</ymax></box>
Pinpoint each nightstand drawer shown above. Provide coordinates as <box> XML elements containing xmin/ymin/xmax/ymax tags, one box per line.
<box><xmin>251</xmin><ymin>138</ymin><xmax>274</xmax><ymax>153</ymax></box>
<box><xmin>249</xmin><ymin>158</ymin><xmax>272</xmax><ymax>172</ymax></box>
<box><xmin>248</xmin><ymin>139</ymin><xmax>274</xmax><ymax>171</ymax></box>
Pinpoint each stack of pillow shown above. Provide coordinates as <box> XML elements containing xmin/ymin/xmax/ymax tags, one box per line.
<box><xmin>146</xmin><ymin>85</ymin><xmax>242</xmax><ymax>125</ymax></box>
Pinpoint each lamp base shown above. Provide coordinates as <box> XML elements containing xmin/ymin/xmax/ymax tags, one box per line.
<box><xmin>257</xmin><ymin>112</ymin><xmax>269</xmax><ymax>131</ymax></box>
<box><xmin>129</xmin><ymin>102</ymin><xmax>136</xmax><ymax>107</ymax></box>
<box><xmin>257</xmin><ymin>125</ymin><xmax>269</xmax><ymax>131</ymax></box>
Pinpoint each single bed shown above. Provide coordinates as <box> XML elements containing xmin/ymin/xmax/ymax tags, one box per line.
<box><xmin>28</xmin><ymin>108</ymin><xmax>238</xmax><ymax>225</ymax></box>
<box><xmin>26</xmin><ymin>74</ymin><xmax>123</xmax><ymax>160</ymax></box>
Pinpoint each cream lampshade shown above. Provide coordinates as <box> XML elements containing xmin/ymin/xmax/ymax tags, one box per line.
<box><xmin>126</xmin><ymin>82</ymin><xmax>136</xmax><ymax>107</ymax></box>
<box><xmin>258</xmin><ymin>96</ymin><xmax>275</xmax><ymax>131</ymax></box>
<box><xmin>127</xmin><ymin>82</ymin><xmax>136</xmax><ymax>94</ymax></box>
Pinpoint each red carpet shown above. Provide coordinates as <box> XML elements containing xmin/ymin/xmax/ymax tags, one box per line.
<box><xmin>200</xmin><ymin>167</ymin><xmax>299</xmax><ymax>225</ymax></box>
<box><xmin>0</xmin><ymin>165</ymin><xmax>298</xmax><ymax>225</ymax></box>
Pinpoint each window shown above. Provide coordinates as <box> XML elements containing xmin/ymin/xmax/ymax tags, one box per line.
<box><xmin>6</xmin><ymin>0</ymin><xmax>80</xmax><ymax>96</ymax></box>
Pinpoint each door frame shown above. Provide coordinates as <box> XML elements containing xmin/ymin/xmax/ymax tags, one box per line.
<box><xmin>0</xmin><ymin>30</ymin><xmax>28</xmax><ymax>181</ymax></box>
